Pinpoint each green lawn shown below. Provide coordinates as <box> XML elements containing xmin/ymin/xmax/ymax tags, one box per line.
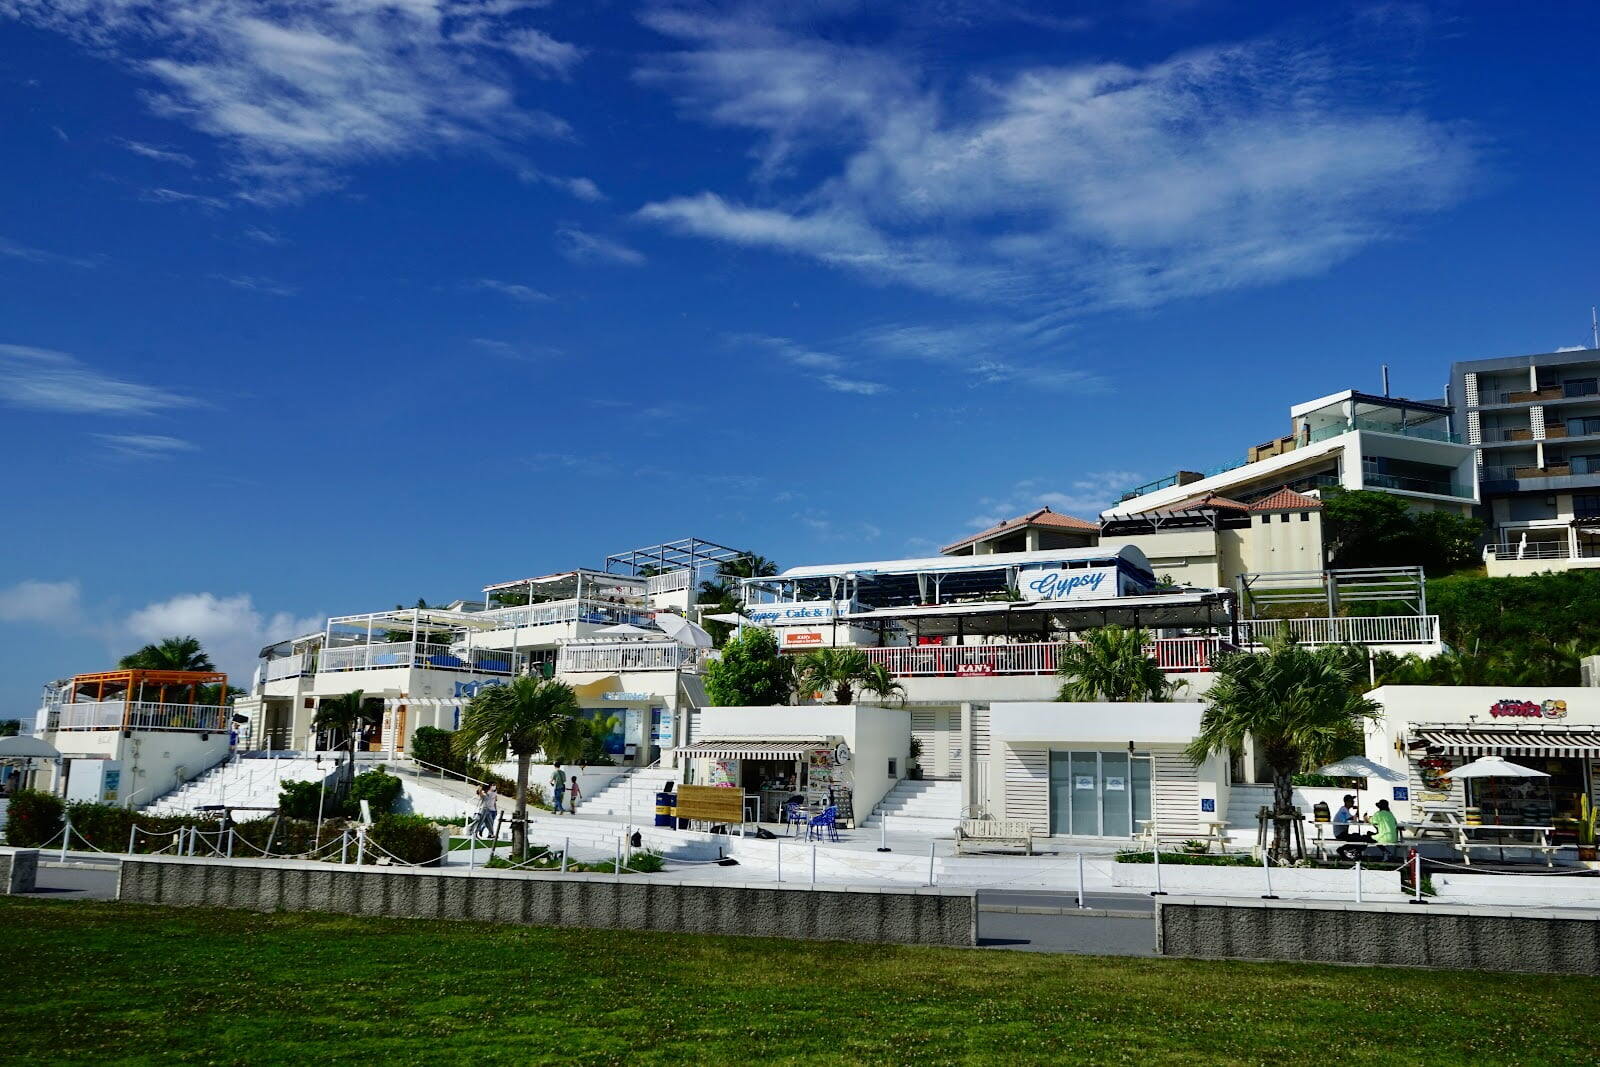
<box><xmin>4</xmin><ymin>898</ymin><xmax>1596</xmax><ymax>1065</ymax></box>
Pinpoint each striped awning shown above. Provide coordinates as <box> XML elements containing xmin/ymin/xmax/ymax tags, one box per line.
<box><xmin>382</xmin><ymin>698</ymin><xmax>465</xmax><ymax>709</ymax></box>
<box><xmin>678</xmin><ymin>740</ymin><xmax>828</xmax><ymax>760</ymax></box>
<box><xmin>1415</xmin><ymin>727</ymin><xmax>1600</xmax><ymax>757</ymax></box>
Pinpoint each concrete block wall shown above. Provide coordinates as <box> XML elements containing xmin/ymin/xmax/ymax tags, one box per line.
<box><xmin>0</xmin><ymin>848</ymin><xmax>38</xmax><ymax>894</ymax></box>
<box><xmin>117</xmin><ymin>856</ymin><xmax>976</xmax><ymax>947</ymax></box>
<box><xmin>1157</xmin><ymin>897</ymin><xmax>1600</xmax><ymax>975</ymax></box>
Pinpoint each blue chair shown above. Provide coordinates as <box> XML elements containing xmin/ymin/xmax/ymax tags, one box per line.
<box><xmin>784</xmin><ymin>800</ymin><xmax>804</xmax><ymax>836</ymax></box>
<box><xmin>807</xmin><ymin>806</ymin><xmax>839</xmax><ymax>843</ymax></box>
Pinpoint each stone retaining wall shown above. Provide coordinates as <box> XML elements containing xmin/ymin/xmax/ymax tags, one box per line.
<box><xmin>117</xmin><ymin>857</ymin><xmax>976</xmax><ymax>946</ymax></box>
<box><xmin>1157</xmin><ymin>896</ymin><xmax>1600</xmax><ymax>975</ymax></box>
<box><xmin>0</xmin><ymin>848</ymin><xmax>38</xmax><ymax>894</ymax></box>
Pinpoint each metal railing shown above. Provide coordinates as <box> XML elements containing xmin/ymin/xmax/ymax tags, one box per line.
<box><xmin>646</xmin><ymin>569</ymin><xmax>693</xmax><ymax>595</ymax></box>
<box><xmin>477</xmin><ymin>598</ymin><xmax>653</xmax><ymax>631</ymax></box>
<box><xmin>1237</xmin><ymin>615</ymin><xmax>1439</xmax><ymax>646</ymax></box>
<box><xmin>317</xmin><ymin>642</ymin><xmax>523</xmax><ymax>675</ymax></box>
<box><xmin>1361</xmin><ymin>472</ymin><xmax>1473</xmax><ymax>498</ymax></box>
<box><xmin>1351</xmin><ymin>417</ymin><xmax>1460</xmax><ymax>443</ymax></box>
<box><xmin>857</xmin><ymin>637</ymin><xmax>1221</xmax><ymax>677</ymax></box>
<box><xmin>48</xmin><ymin>700</ymin><xmax>229</xmax><ymax>732</ymax></box>
<box><xmin>1483</xmin><ymin>542</ymin><xmax>1600</xmax><ymax>561</ymax></box>
<box><xmin>558</xmin><ymin>642</ymin><xmax>684</xmax><ymax>673</ymax></box>
<box><xmin>264</xmin><ymin>653</ymin><xmax>311</xmax><ymax>681</ymax></box>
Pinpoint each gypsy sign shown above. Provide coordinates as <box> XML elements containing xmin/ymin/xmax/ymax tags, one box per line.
<box><xmin>1489</xmin><ymin>699</ymin><xmax>1568</xmax><ymax>719</ymax></box>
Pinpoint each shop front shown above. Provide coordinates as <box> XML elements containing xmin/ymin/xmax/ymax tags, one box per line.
<box><xmin>679</xmin><ymin>738</ymin><xmax>855</xmax><ymax>826</ymax></box>
<box><xmin>1366</xmin><ymin>687</ymin><xmax>1600</xmax><ymax>842</ymax></box>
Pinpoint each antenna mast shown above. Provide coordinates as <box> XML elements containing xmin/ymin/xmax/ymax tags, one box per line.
<box><xmin>1592</xmin><ymin>306</ymin><xmax>1598</xmax><ymax>350</ymax></box>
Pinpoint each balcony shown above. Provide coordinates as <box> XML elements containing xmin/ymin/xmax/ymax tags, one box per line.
<box><xmin>478</xmin><ymin>598</ymin><xmax>653</xmax><ymax>632</ymax></box>
<box><xmin>263</xmin><ymin>653</ymin><xmax>312</xmax><ymax>682</ymax></box>
<box><xmin>1501</xmin><ymin>386</ymin><xmax>1564</xmax><ymax>404</ymax></box>
<box><xmin>1361</xmin><ymin>472</ymin><xmax>1474</xmax><ymax>498</ymax></box>
<box><xmin>859</xmin><ymin>637</ymin><xmax>1221</xmax><ymax>678</ymax></box>
<box><xmin>1484</xmin><ymin>542</ymin><xmax>1600</xmax><ymax>561</ymax></box>
<box><xmin>1237</xmin><ymin>615</ymin><xmax>1440</xmax><ymax>646</ymax></box>
<box><xmin>317</xmin><ymin>642</ymin><xmax>523</xmax><ymax>675</ymax></box>
<box><xmin>48</xmin><ymin>700</ymin><xmax>229</xmax><ymax>733</ymax></box>
<box><xmin>557</xmin><ymin>641</ymin><xmax>690</xmax><ymax>673</ymax></box>
<box><xmin>1479</xmin><ymin>464</ymin><xmax>1599</xmax><ymax>483</ymax></box>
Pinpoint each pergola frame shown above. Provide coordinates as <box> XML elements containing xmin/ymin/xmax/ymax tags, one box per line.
<box><xmin>603</xmin><ymin>537</ymin><xmax>750</xmax><ymax>577</ymax></box>
<box><xmin>66</xmin><ymin>669</ymin><xmax>229</xmax><ymax>731</ymax></box>
<box><xmin>1236</xmin><ymin>565</ymin><xmax>1427</xmax><ymax>620</ymax></box>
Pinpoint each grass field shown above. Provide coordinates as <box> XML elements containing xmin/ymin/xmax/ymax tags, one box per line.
<box><xmin>5</xmin><ymin>898</ymin><xmax>1597</xmax><ymax>1065</ymax></box>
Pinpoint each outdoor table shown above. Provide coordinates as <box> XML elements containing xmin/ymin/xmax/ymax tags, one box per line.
<box><xmin>1411</xmin><ymin>804</ymin><xmax>1462</xmax><ymax>839</ymax></box>
<box><xmin>1202</xmin><ymin>819</ymin><xmax>1230</xmax><ymax>854</ymax></box>
<box><xmin>1455</xmin><ymin>824</ymin><xmax>1556</xmax><ymax>867</ymax></box>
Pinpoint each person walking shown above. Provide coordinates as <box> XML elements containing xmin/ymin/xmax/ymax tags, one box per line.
<box><xmin>569</xmin><ymin>775</ymin><xmax>582</xmax><ymax>814</ymax></box>
<box><xmin>550</xmin><ymin>762</ymin><xmax>567</xmax><ymax>814</ymax></box>
<box><xmin>477</xmin><ymin>784</ymin><xmax>499</xmax><ymax>839</ymax></box>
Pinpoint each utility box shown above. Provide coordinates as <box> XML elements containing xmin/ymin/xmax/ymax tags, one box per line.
<box><xmin>65</xmin><ymin>759</ymin><xmax>124</xmax><ymax>805</ymax></box>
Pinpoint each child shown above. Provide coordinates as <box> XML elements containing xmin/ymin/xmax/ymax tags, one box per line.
<box><xmin>569</xmin><ymin>776</ymin><xmax>582</xmax><ymax>814</ymax></box>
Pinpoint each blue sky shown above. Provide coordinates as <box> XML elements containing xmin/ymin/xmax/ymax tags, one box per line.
<box><xmin>2</xmin><ymin>1</ymin><xmax>1599</xmax><ymax>716</ymax></box>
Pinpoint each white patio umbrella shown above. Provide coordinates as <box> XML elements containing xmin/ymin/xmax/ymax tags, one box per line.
<box><xmin>1315</xmin><ymin>755</ymin><xmax>1406</xmax><ymax>819</ymax></box>
<box><xmin>0</xmin><ymin>734</ymin><xmax>59</xmax><ymax>759</ymax></box>
<box><xmin>656</xmin><ymin>613</ymin><xmax>714</xmax><ymax>649</ymax></box>
<box><xmin>592</xmin><ymin>623</ymin><xmax>659</xmax><ymax>638</ymax></box>
<box><xmin>1444</xmin><ymin>755</ymin><xmax>1550</xmax><ymax>779</ymax></box>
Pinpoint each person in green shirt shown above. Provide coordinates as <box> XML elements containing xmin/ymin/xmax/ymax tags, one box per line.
<box><xmin>1371</xmin><ymin>799</ymin><xmax>1401</xmax><ymax>858</ymax></box>
<box><xmin>550</xmin><ymin>763</ymin><xmax>567</xmax><ymax>814</ymax></box>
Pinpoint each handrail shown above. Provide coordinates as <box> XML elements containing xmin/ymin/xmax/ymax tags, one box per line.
<box><xmin>405</xmin><ymin>755</ymin><xmax>493</xmax><ymax>791</ymax></box>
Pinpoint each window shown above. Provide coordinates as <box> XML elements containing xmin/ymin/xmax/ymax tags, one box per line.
<box><xmin>1277</xmin><ymin>513</ymin><xmax>1289</xmax><ymax>522</ymax></box>
<box><xmin>1299</xmin><ymin>512</ymin><xmax>1311</xmax><ymax>521</ymax></box>
<box><xmin>887</xmin><ymin>758</ymin><xmax>898</xmax><ymax>778</ymax></box>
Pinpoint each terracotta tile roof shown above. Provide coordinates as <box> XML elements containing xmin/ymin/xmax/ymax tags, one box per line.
<box><xmin>941</xmin><ymin>506</ymin><xmax>1100</xmax><ymax>553</ymax></box>
<box><xmin>1249</xmin><ymin>487</ymin><xmax>1324</xmax><ymax>512</ymax></box>
<box><xmin>1164</xmin><ymin>492</ymin><xmax>1251</xmax><ymax>512</ymax></box>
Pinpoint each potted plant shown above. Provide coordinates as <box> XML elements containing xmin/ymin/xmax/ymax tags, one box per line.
<box><xmin>1181</xmin><ymin>839</ymin><xmax>1209</xmax><ymax>855</ymax></box>
<box><xmin>1578</xmin><ymin>796</ymin><xmax>1598</xmax><ymax>865</ymax></box>
<box><xmin>907</xmin><ymin>737</ymin><xmax>924</xmax><ymax>781</ymax></box>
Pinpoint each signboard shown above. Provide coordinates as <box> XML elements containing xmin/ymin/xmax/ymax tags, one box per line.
<box><xmin>1393</xmin><ymin>787</ymin><xmax>1410</xmax><ymax>802</ymax></box>
<box><xmin>747</xmin><ymin>603</ymin><xmax>842</xmax><ymax>625</ymax></box>
<box><xmin>1104</xmin><ymin>776</ymin><xmax>1126</xmax><ymax>792</ymax></box>
<box><xmin>1074</xmin><ymin>775</ymin><xmax>1095</xmax><ymax>790</ymax></box>
<box><xmin>1200</xmin><ymin>798</ymin><xmax>1216</xmax><ymax>813</ymax></box>
<box><xmin>675</xmin><ymin>784</ymin><xmax>745</xmax><ymax>825</ymax></box>
<box><xmin>916</xmin><ymin>636</ymin><xmax>944</xmax><ymax>646</ymax></box>
<box><xmin>956</xmin><ymin>663</ymin><xmax>993</xmax><ymax>676</ymax></box>
<box><xmin>1418</xmin><ymin>755</ymin><xmax>1453</xmax><ymax>791</ymax></box>
<box><xmin>603</xmin><ymin>692</ymin><xmax>653</xmax><ymax>702</ymax></box>
<box><xmin>1489</xmin><ymin>698</ymin><xmax>1568</xmax><ymax>719</ymax></box>
<box><xmin>784</xmin><ymin>632</ymin><xmax>824</xmax><ymax>647</ymax></box>
<box><xmin>1018</xmin><ymin>565</ymin><xmax>1119</xmax><ymax>602</ymax></box>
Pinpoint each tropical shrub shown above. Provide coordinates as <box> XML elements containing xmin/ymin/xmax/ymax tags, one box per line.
<box><xmin>367</xmin><ymin>813</ymin><xmax>444</xmax><ymax>866</ymax></box>
<box><xmin>277</xmin><ymin>779</ymin><xmax>328</xmax><ymax>820</ymax></box>
<box><xmin>4</xmin><ymin>790</ymin><xmax>63</xmax><ymax>847</ymax></box>
<box><xmin>347</xmin><ymin>767</ymin><xmax>404</xmax><ymax>816</ymax></box>
<box><xmin>409</xmin><ymin>726</ymin><xmax>464</xmax><ymax>774</ymax></box>
<box><xmin>704</xmin><ymin>626</ymin><xmax>792</xmax><ymax>706</ymax></box>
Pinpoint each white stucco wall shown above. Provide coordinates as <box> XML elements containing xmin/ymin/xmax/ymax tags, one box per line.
<box><xmin>44</xmin><ymin>729</ymin><xmax>232</xmax><ymax>808</ymax></box>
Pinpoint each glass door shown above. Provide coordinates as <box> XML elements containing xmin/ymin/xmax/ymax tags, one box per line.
<box><xmin>1048</xmin><ymin>752</ymin><xmax>1073</xmax><ymax>835</ymax></box>
<box><xmin>1070</xmin><ymin>752</ymin><xmax>1100</xmax><ymax>835</ymax></box>
<box><xmin>1099</xmin><ymin>752</ymin><xmax>1131</xmax><ymax>837</ymax></box>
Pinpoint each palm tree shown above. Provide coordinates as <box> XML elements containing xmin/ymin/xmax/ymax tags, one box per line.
<box><xmin>118</xmin><ymin>635</ymin><xmax>215</xmax><ymax>672</ymax></box>
<box><xmin>795</xmin><ymin>647</ymin><xmax>872</xmax><ymax>705</ymax></box>
<box><xmin>1055</xmin><ymin>626</ymin><xmax>1176</xmax><ymax>702</ymax></box>
<box><xmin>312</xmin><ymin>690</ymin><xmax>369</xmax><ymax>786</ymax></box>
<box><xmin>1186</xmin><ymin>639</ymin><xmax>1381</xmax><ymax>860</ymax></box>
<box><xmin>858</xmin><ymin>662</ymin><xmax>907</xmax><ymax>707</ymax></box>
<box><xmin>452</xmin><ymin>677</ymin><xmax>584</xmax><ymax>859</ymax></box>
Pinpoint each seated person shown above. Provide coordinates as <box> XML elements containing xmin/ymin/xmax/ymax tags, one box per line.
<box><xmin>1369</xmin><ymin>799</ymin><xmax>1402</xmax><ymax>858</ymax></box>
<box><xmin>1332</xmin><ymin>794</ymin><xmax>1373</xmax><ymax>860</ymax></box>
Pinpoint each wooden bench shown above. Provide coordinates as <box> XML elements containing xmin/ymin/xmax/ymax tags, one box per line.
<box><xmin>955</xmin><ymin>819</ymin><xmax>1033</xmax><ymax>856</ymax></box>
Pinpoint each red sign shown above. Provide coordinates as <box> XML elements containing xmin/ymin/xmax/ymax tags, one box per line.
<box><xmin>1490</xmin><ymin>699</ymin><xmax>1568</xmax><ymax>719</ymax></box>
<box><xmin>784</xmin><ymin>632</ymin><xmax>824</xmax><ymax>646</ymax></box>
<box><xmin>956</xmin><ymin>663</ymin><xmax>994</xmax><ymax>676</ymax></box>
<box><xmin>916</xmin><ymin>636</ymin><xmax>944</xmax><ymax>646</ymax></box>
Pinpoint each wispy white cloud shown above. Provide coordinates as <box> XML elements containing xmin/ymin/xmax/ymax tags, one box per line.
<box><xmin>518</xmin><ymin>166</ymin><xmax>607</xmax><ymax>202</ymax></box>
<box><xmin>4</xmin><ymin>1</ymin><xmax>581</xmax><ymax>201</ymax></box>
<box><xmin>119</xmin><ymin>138</ymin><xmax>194</xmax><ymax>166</ymax></box>
<box><xmin>242</xmin><ymin>226</ymin><xmax>286</xmax><ymax>246</ymax></box>
<box><xmin>636</xmin><ymin>10</ymin><xmax>1478</xmax><ymax>313</ymax></box>
<box><xmin>0</xmin><ymin>235</ymin><xmax>100</xmax><ymax>269</ymax></box>
<box><xmin>0</xmin><ymin>579</ymin><xmax>83</xmax><ymax>626</ymax></box>
<box><xmin>966</xmin><ymin>472</ymin><xmax>1143</xmax><ymax>529</ymax></box>
<box><xmin>0</xmin><ymin>343</ymin><xmax>197</xmax><ymax>415</ymax></box>
<box><xmin>94</xmin><ymin>433</ymin><xmax>197</xmax><ymax>459</ymax></box>
<box><xmin>469</xmin><ymin>278</ymin><xmax>551</xmax><ymax>304</ymax></box>
<box><xmin>556</xmin><ymin>226</ymin><xmax>646</xmax><ymax>267</ymax></box>
<box><xmin>143</xmin><ymin>187</ymin><xmax>229</xmax><ymax>210</ymax></box>
<box><xmin>121</xmin><ymin>591</ymin><xmax>323</xmax><ymax>682</ymax></box>
<box><xmin>731</xmin><ymin>334</ymin><xmax>890</xmax><ymax>396</ymax></box>
<box><xmin>215</xmin><ymin>273</ymin><xmax>296</xmax><ymax>296</ymax></box>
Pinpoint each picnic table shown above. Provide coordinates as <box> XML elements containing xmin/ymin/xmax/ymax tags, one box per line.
<box><xmin>1454</xmin><ymin>824</ymin><xmax>1558</xmax><ymax>867</ymax></box>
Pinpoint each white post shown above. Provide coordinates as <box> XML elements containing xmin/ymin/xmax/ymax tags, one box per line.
<box><xmin>340</xmin><ymin>830</ymin><xmax>350</xmax><ymax>865</ymax></box>
<box><xmin>810</xmin><ymin>843</ymin><xmax>817</xmax><ymax>885</ymax></box>
<box><xmin>356</xmin><ymin>830</ymin><xmax>366</xmax><ymax>867</ymax></box>
<box><xmin>615</xmin><ymin>836</ymin><xmax>623</xmax><ymax>874</ymax></box>
<box><xmin>468</xmin><ymin>831</ymin><xmax>476</xmax><ymax>871</ymax></box>
<box><xmin>1411</xmin><ymin>850</ymin><xmax>1426</xmax><ymax>905</ymax></box>
<box><xmin>877</xmin><ymin>820</ymin><xmax>890</xmax><ymax>853</ymax></box>
<box><xmin>1076</xmin><ymin>853</ymin><xmax>1087</xmax><ymax>909</ymax></box>
<box><xmin>928</xmin><ymin>840</ymin><xmax>936</xmax><ymax>886</ymax></box>
<box><xmin>127</xmin><ymin>825</ymin><xmax>137</xmax><ymax>856</ymax></box>
<box><xmin>1261</xmin><ymin>849</ymin><xmax>1277</xmax><ymax>899</ymax></box>
<box><xmin>226</xmin><ymin>828</ymin><xmax>234</xmax><ymax>859</ymax></box>
<box><xmin>1354</xmin><ymin>861</ymin><xmax>1363</xmax><ymax>904</ymax></box>
<box><xmin>1151</xmin><ymin>841</ymin><xmax>1166</xmax><ymax>896</ymax></box>
<box><xmin>562</xmin><ymin>836</ymin><xmax>569</xmax><ymax>873</ymax></box>
<box><xmin>60</xmin><ymin>816</ymin><xmax>72</xmax><ymax>862</ymax></box>
<box><xmin>776</xmin><ymin>840</ymin><xmax>782</xmax><ymax>884</ymax></box>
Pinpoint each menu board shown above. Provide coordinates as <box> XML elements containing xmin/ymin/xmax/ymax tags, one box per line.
<box><xmin>675</xmin><ymin>784</ymin><xmax>745</xmax><ymax>825</ymax></box>
<box><xmin>806</xmin><ymin>743</ymin><xmax>856</xmax><ymax>826</ymax></box>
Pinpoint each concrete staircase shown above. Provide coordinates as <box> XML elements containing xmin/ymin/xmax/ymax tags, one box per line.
<box><xmin>860</xmin><ymin>779</ymin><xmax>963</xmax><ymax>836</ymax></box>
<box><xmin>144</xmin><ymin>756</ymin><xmax>338</xmax><ymax>814</ymax></box>
<box><xmin>1224</xmin><ymin>784</ymin><xmax>1273</xmax><ymax>841</ymax></box>
<box><xmin>577</xmin><ymin>767</ymin><xmax>682</xmax><ymax>819</ymax></box>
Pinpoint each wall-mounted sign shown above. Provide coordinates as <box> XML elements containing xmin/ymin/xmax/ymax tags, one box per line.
<box><xmin>747</xmin><ymin>604</ymin><xmax>840</xmax><ymax>625</ymax></box>
<box><xmin>1418</xmin><ymin>755</ymin><xmax>1453</xmax><ymax>791</ymax></box>
<box><xmin>916</xmin><ymin>636</ymin><xmax>944</xmax><ymax>646</ymax></box>
<box><xmin>1074</xmin><ymin>775</ymin><xmax>1095</xmax><ymax>790</ymax></box>
<box><xmin>1018</xmin><ymin>565</ymin><xmax>1118</xmax><ymax>602</ymax></box>
<box><xmin>1104</xmin><ymin>776</ymin><xmax>1126</xmax><ymax>792</ymax></box>
<box><xmin>1393</xmin><ymin>787</ymin><xmax>1409</xmax><ymax>802</ymax></box>
<box><xmin>603</xmin><ymin>692</ymin><xmax>654</xmax><ymax>701</ymax></box>
<box><xmin>784</xmin><ymin>632</ymin><xmax>824</xmax><ymax>646</ymax></box>
<box><xmin>1489</xmin><ymin>698</ymin><xmax>1568</xmax><ymax>719</ymax></box>
<box><xmin>1200</xmin><ymin>798</ymin><xmax>1216</xmax><ymax>813</ymax></box>
<box><xmin>956</xmin><ymin>663</ymin><xmax>993</xmax><ymax>676</ymax></box>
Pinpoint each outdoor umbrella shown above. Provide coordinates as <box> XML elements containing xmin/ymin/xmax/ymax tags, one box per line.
<box><xmin>1444</xmin><ymin>755</ymin><xmax>1550</xmax><ymax>779</ymax></box>
<box><xmin>1315</xmin><ymin>755</ymin><xmax>1406</xmax><ymax>820</ymax></box>
<box><xmin>656</xmin><ymin>613</ymin><xmax>714</xmax><ymax>649</ymax></box>
<box><xmin>592</xmin><ymin>623</ymin><xmax>659</xmax><ymax>638</ymax></box>
<box><xmin>0</xmin><ymin>735</ymin><xmax>60</xmax><ymax>760</ymax></box>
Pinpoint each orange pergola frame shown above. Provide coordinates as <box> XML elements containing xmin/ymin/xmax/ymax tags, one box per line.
<box><xmin>67</xmin><ymin>669</ymin><xmax>229</xmax><ymax>732</ymax></box>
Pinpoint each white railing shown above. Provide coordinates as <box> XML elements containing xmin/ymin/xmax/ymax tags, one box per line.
<box><xmin>1237</xmin><ymin>615</ymin><xmax>1439</xmax><ymax>646</ymax></box>
<box><xmin>48</xmin><ymin>700</ymin><xmax>228</xmax><ymax>732</ymax></box>
<box><xmin>317</xmin><ymin>642</ymin><xmax>523</xmax><ymax>675</ymax></box>
<box><xmin>646</xmin><ymin>569</ymin><xmax>692</xmax><ymax>595</ymax></box>
<box><xmin>858</xmin><ymin>638</ymin><xmax>1221</xmax><ymax>677</ymax></box>
<box><xmin>1483</xmin><ymin>542</ymin><xmax>1598</xmax><ymax>561</ymax></box>
<box><xmin>478</xmin><ymin>598</ymin><xmax>653</xmax><ymax>631</ymax></box>
<box><xmin>264</xmin><ymin>653</ymin><xmax>309</xmax><ymax>681</ymax></box>
<box><xmin>558</xmin><ymin>642</ymin><xmax>684</xmax><ymax>673</ymax></box>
